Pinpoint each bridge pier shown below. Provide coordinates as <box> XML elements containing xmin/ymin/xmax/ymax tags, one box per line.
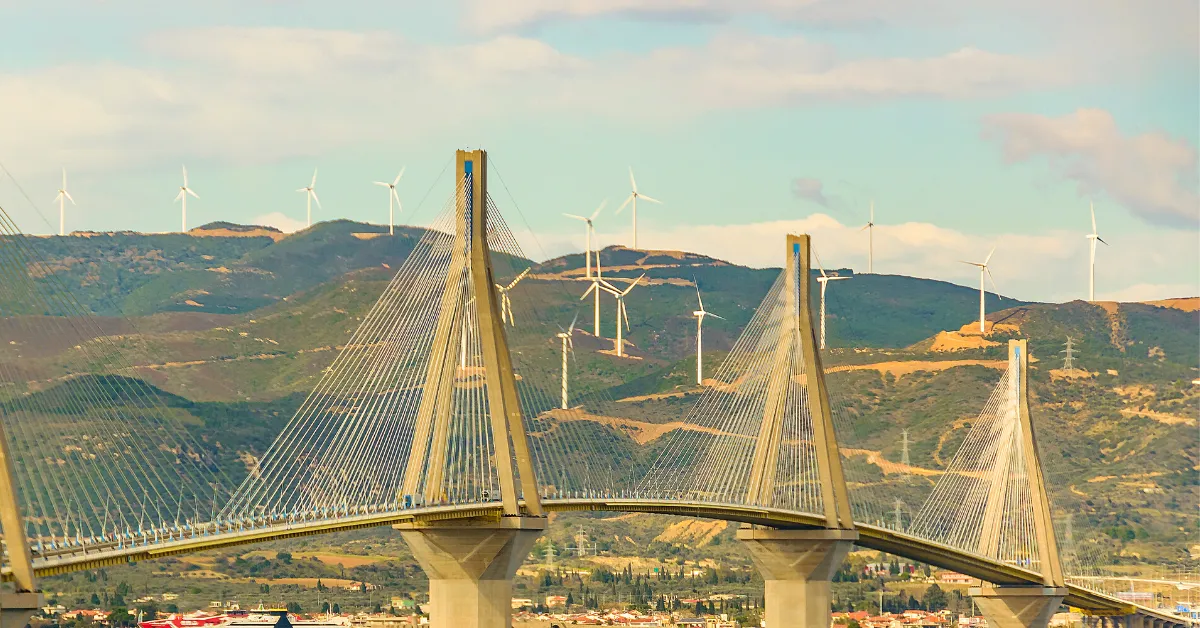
<box><xmin>737</xmin><ymin>528</ymin><xmax>857</xmax><ymax>628</ymax></box>
<box><xmin>0</xmin><ymin>592</ymin><xmax>42</xmax><ymax>628</ymax></box>
<box><xmin>968</xmin><ymin>585</ymin><xmax>1068</xmax><ymax>628</ymax></box>
<box><xmin>397</xmin><ymin>518</ymin><xmax>545</xmax><ymax>628</ymax></box>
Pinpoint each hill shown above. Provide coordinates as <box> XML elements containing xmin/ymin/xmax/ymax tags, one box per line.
<box><xmin>1</xmin><ymin>223</ymin><xmax>1196</xmax><ymax>568</ymax></box>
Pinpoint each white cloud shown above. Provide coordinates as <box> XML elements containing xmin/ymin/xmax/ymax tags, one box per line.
<box><xmin>983</xmin><ymin>109</ymin><xmax>1200</xmax><ymax>228</ymax></box>
<box><xmin>537</xmin><ymin>213</ymin><xmax>1199</xmax><ymax>303</ymax></box>
<box><xmin>252</xmin><ymin>212</ymin><xmax>307</xmax><ymax>233</ymax></box>
<box><xmin>0</xmin><ymin>27</ymin><xmax>1059</xmax><ymax>179</ymax></box>
<box><xmin>792</xmin><ymin>178</ymin><xmax>831</xmax><ymax>208</ymax></box>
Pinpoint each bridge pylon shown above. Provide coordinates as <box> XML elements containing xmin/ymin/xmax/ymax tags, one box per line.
<box><xmin>396</xmin><ymin>149</ymin><xmax>545</xmax><ymax>628</ymax></box>
<box><xmin>0</xmin><ymin>419</ymin><xmax>43</xmax><ymax>628</ymax></box>
<box><xmin>737</xmin><ymin>234</ymin><xmax>857</xmax><ymax>628</ymax></box>
<box><xmin>969</xmin><ymin>339</ymin><xmax>1068</xmax><ymax>628</ymax></box>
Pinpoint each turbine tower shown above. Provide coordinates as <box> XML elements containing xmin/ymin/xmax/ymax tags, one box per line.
<box><xmin>297</xmin><ymin>168</ymin><xmax>320</xmax><ymax>229</ymax></box>
<box><xmin>556</xmin><ymin>314</ymin><xmax>578</xmax><ymax>410</ymax></box>
<box><xmin>174</xmin><ymin>165</ymin><xmax>199</xmax><ymax>232</ymax></box>
<box><xmin>373</xmin><ymin>168</ymin><xmax>405</xmax><ymax>236</ymax></box>
<box><xmin>1086</xmin><ymin>201</ymin><xmax>1108</xmax><ymax>302</ymax></box>
<box><xmin>53</xmin><ymin>168</ymin><xmax>75</xmax><ymax>236</ymax></box>
<box><xmin>860</xmin><ymin>200</ymin><xmax>875</xmax><ymax>273</ymax></box>
<box><xmin>692</xmin><ymin>282</ymin><xmax>724</xmax><ymax>385</ymax></box>
<box><xmin>814</xmin><ymin>248</ymin><xmax>850</xmax><ymax>350</ymax></box>
<box><xmin>495</xmin><ymin>267</ymin><xmax>531</xmax><ymax>326</ymax></box>
<box><xmin>959</xmin><ymin>246</ymin><xmax>999</xmax><ymax>334</ymax></box>
<box><xmin>564</xmin><ymin>200</ymin><xmax>605</xmax><ymax>279</ymax></box>
<box><xmin>616</xmin><ymin>167</ymin><xmax>661</xmax><ymax>250</ymax></box>
<box><xmin>580</xmin><ymin>255</ymin><xmax>613</xmax><ymax>337</ymax></box>
<box><xmin>603</xmin><ymin>274</ymin><xmax>644</xmax><ymax>358</ymax></box>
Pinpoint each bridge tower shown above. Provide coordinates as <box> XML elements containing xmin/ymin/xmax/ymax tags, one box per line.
<box><xmin>0</xmin><ymin>420</ymin><xmax>43</xmax><ymax>628</ymax></box>
<box><xmin>969</xmin><ymin>339</ymin><xmax>1068</xmax><ymax>628</ymax></box>
<box><xmin>736</xmin><ymin>234</ymin><xmax>858</xmax><ymax>628</ymax></box>
<box><xmin>395</xmin><ymin>149</ymin><xmax>545</xmax><ymax>628</ymax></box>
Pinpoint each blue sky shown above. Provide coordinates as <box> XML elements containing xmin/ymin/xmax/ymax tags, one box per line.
<box><xmin>0</xmin><ymin>0</ymin><xmax>1196</xmax><ymax>302</ymax></box>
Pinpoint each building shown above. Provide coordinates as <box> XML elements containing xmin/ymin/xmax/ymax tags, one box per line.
<box><xmin>511</xmin><ymin>599</ymin><xmax>533</xmax><ymax>610</ymax></box>
<box><xmin>544</xmin><ymin>595</ymin><xmax>568</xmax><ymax>608</ymax></box>
<box><xmin>938</xmin><ymin>571</ymin><xmax>975</xmax><ymax>585</ymax></box>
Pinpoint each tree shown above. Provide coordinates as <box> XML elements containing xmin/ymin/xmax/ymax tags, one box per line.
<box><xmin>108</xmin><ymin>608</ymin><xmax>135</xmax><ymax>627</ymax></box>
<box><xmin>90</xmin><ymin>594</ymin><xmax>101</xmax><ymax>606</ymax></box>
<box><xmin>135</xmin><ymin>601</ymin><xmax>159</xmax><ymax>620</ymax></box>
<box><xmin>565</xmin><ymin>592</ymin><xmax>575</xmax><ymax>607</ymax></box>
<box><xmin>286</xmin><ymin>603</ymin><xmax>302</xmax><ymax>614</ymax></box>
<box><xmin>922</xmin><ymin>584</ymin><xmax>948</xmax><ymax>611</ymax></box>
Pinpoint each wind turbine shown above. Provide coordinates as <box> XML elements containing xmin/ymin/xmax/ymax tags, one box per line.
<box><xmin>603</xmin><ymin>274</ymin><xmax>644</xmax><ymax>358</ymax></box>
<box><xmin>692</xmin><ymin>282</ymin><xmax>724</xmax><ymax>385</ymax></box>
<box><xmin>174</xmin><ymin>165</ymin><xmax>199</xmax><ymax>232</ymax></box>
<box><xmin>616</xmin><ymin>168</ymin><xmax>661</xmax><ymax>250</ymax></box>
<box><xmin>556</xmin><ymin>314</ymin><xmax>578</xmax><ymax>410</ymax></box>
<box><xmin>564</xmin><ymin>201</ymin><xmax>605</xmax><ymax>279</ymax></box>
<box><xmin>580</xmin><ymin>255</ymin><xmax>613</xmax><ymax>338</ymax></box>
<box><xmin>54</xmin><ymin>168</ymin><xmax>75</xmax><ymax>236</ymax></box>
<box><xmin>373</xmin><ymin>168</ymin><xmax>405</xmax><ymax>236</ymax></box>
<box><xmin>959</xmin><ymin>247</ymin><xmax>999</xmax><ymax>334</ymax></box>
<box><xmin>297</xmin><ymin>168</ymin><xmax>320</xmax><ymax>229</ymax></box>
<box><xmin>814</xmin><ymin>249</ymin><xmax>850</xmax><ymax>350</ymax></box>
<box><xmin>495</xmin><ymin>267</ymin><xmax>531</xmax><ymax>326</ymax></box>
<box><xmin>1086</xmin><ymin>201</ymin><xmax>1108</xmax><ymax>302</ymax></box>
<box><xmin>860</xmin><ymin>200</ymin><xmax>875</xmax><ymax>273</ymax></box>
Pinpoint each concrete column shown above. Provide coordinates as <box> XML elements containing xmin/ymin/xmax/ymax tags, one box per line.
<box><xmin>968</xmin><ymin>585</ymin><xmax>1067</xmax><ymax>628</ymax></box>
<box><xmin>736</xmin><ymin>528</ymin><xmax>858</xmax><ymax>628</ymax></box>
<box><xmin>0</xmin><ymin>592</ymin><xmax>42</xmax><ymax>628</ymax></box>
<box><xmin>397</xmin><ymin>518</ymin><xmax>545</xmax><ymax>628</ymax></box>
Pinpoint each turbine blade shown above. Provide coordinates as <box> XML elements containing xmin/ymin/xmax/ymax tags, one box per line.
<box><xmin>568</xmin><ymin>311</ymin><xmax>579</xmax><ymax>333</ymax></box>
<box><xmin>1090</xmin><ymin>201</ymin><xmax>1097</xmax><ymax>234</ymax></box>
<box><xmin>311</xmin><ymin>168</ymin><xmax>318</xmax><ymax>188</ymax></box>
<box><xmin>311</xmin><ymin>190</ymin><xmax>321</xmax><ymax>209</ymax></box>
<box><xmin>590</xmin><ymin>199</ymin><xmax>607</xmax><ymax>221</ymax></box>
<box><xmin>616</xmin><ymin>194</ymin><xmax>633</xmax><ymax>215</ymax></box>
<box><xmin>182</xmin><ymin>165</ymin><xmax>188</xmax><ymax>186</ymax></box>
<box><xmin>297</xmin><ymin>188</ymin><xmax>309</xmax><ymax>193</ymax></box>
<box><xmin>563</xmin><ymin>213</ymin><xmax>588</xmax><ymax>221</ymax></box>
<box><xmin>984</xmin><ymin>246</ymin><xmax>996</xmax><ymax>265</ymax></box>
<box><xmin>694</xmin><ymin>276</ymin><xmax>704</xmax><ymax>311</ymax></box>
<box><xmin>986</xmin><ymin>268</ymin><xmax>999</xmax><ymax>295</ymax></box>
<box><xmin>392</xmin><ymin>188</ymin><xmax>402</xmax><ymax>210</ymax></box>
<box><xmin>860</xmin><ymin>224</ymin><xmax>871</xmax><ymax>232</ymax></box>
<box><xmin>709</xmin><ymin>313</ymin><xmax>726</xmax><ymax>321</ymax></box>
<box><xmin>1097</xmin><ymin>236</ymin><xmax>1108</xmax><ymax>245</ymax></box>
<box><xmin>628</xmin><ymin>166</ymin><xmax>637</xmax><ymax>193</ymax></box>
<box><xmin>394</xmin><ymin>166</ymin><xmax>406</xmax><ymax>186</ymax></box>
<box><xmin>622</xmin><ymin>300</ymin><xmax>630</xmax><ymax>331</ymax></box>
<box><xmin>374</xmin><ymin>181</ymin><xmax>390</xmax><ymax>188</ymax></box>
<box><xmin>622</xmin><ymin>274</ymin><xmax>645</xmax><ymax>296</ymax></box>
<box><xmin>187</xmin><ymin>188</ymin><xmax>199</xmax><ymax>199</ymax></box>
<box><xmin>813</xmin><ymin>247</ymin><xmax>828</xmax><ymax>277</ymax></box>
<box><xmin>174</xmin><ymin>190</ymin><xmax>184</xmax><ymax>202</ymax></box>
<box><xmin>638</xmin><ymin>194</ymin><xmax>662</xmax><ymax>205</ymax></box>
<box><xmin>581</xmin><ymin>283</ymin><xmax>596</xmax><ymax>299</ymax></box>
<box><xmin>64</xmin><ymin>191</ymin><xmax>76</xmax><ymax>204</ymax></box>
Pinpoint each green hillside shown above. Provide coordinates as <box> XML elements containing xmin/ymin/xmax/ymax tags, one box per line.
<box><xmin>0</xmin><ymin>222</ymin><xmax>1196</xmax><ymax>570</ymax></box>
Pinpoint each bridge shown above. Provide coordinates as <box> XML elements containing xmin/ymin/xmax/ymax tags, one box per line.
<box><xmin>0</xmin><ymin>150</ymin><xmax>1191</xmax><ymax>628</ymax></box>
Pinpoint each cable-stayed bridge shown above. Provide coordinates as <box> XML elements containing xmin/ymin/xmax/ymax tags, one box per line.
<box><xmin>0</xmin><ymin>151</ymin><xmax>1190</xmax><ymax>628</ymax></box>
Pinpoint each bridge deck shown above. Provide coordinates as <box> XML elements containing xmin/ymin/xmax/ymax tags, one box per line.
<box><xmin>10</xmin><ymin>498</ymin><xmax>1181</xmax><ymax>623</ymax></box>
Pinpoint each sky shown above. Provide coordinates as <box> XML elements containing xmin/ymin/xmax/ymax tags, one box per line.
<box><xmin>0</xmin><ymin>0</ymin><xmax>1197</xmax><ymax>303</ymax></box>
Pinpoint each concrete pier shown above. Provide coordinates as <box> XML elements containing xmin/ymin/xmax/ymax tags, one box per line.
<box><xmin>398</xmin><ymin>518</ymin><xmax>545</xmax><ymax>628</ymax></box>
<box><xmin>969</xmin><ymin>585</ymin><xmax>1068</xmax><ymax>628</ymax></box>
<box><xmin>737</xmin><ymin>528</ymin><xmax>858</xmax><ymax>628</ymax></box>
<box><xmin>0</xmin><ymin>592</ymin><xmax>42</xmax><ymax>628</ymax></box>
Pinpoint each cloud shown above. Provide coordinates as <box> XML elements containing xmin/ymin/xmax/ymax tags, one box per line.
<box><xmin>983</xmin><ymin>109</ymin><xmax>1200</xmax><ymax>228</ymax></box>
<box><xmin>556</xmin><ymin>213</ymin><xmax>1198</xmax><ymax>303</ymax></box>
<box><xmin>252</xmin><ymin>212</ymin><xmax>307</xmax><ymax>234</ymax></box>
<box><xmin>792</xmin><ymin>178</ymin><xmax>831</xmax><ymax>207</ymax></box>
<box><xmin>0</xmin><ymin>27</ymin><xmax>1060</xmax><ymax>179</ymax></box>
